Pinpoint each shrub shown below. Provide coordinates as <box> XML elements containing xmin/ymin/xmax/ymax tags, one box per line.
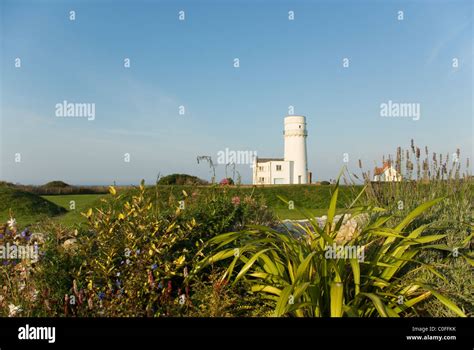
<box><xmin>69</xmin><ymin>182</ymin><xmax>273</xmax><ymax>316</ymax></box>
<box><xmin>196</xmin><ymin>180</ymin><xmax>468</xmax><ymax>317</ymax></box>
<box><xmin>157</xmin><ymin>174</ymin><xmax>207</xmax><ymax>186</ymax></box>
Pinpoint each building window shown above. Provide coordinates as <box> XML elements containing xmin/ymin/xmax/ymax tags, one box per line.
<box><xmin>259</xmin><ymin>177</ymin><xmax>265</xmax><ymax>183</ymax></box>
<box><xmin>276</xmin><ymin>165</ymin><xmax>282</xmax><ymax>171</ymax></box>
<box><xmin>258</xmin><ymin>166</ymin><xmax>264</xmax><ymax>172</ymax></box>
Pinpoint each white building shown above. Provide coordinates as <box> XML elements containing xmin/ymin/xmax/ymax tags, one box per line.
<box><xmin>253</xmin><ymin>116</ymin><xmax>310</xmax><ymax>185</ymax></box>
<box><xmin>373</xmin><ymin>161</ymin><xmax>402</xmax><ymax>182</ymax></box>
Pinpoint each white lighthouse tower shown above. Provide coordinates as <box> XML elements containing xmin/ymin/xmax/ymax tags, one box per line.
<box><xmin>284</xmin><ymin>115</ymin><xmax>308</xmax><ymax>184</ymax></box>
<box><xmin>252</xmin><ymin>115</ymin><xmax>310</xmax><ymax>185</ymax></box>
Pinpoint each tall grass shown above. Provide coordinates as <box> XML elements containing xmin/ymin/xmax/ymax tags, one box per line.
<box><xmin>350</xmin><ymin>141</ymin><xmax>473</xmax><ymax>316</ymax></box>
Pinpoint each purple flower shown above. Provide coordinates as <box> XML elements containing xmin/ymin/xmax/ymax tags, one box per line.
<box><xmin>0</xmin><ymin>234</ymin><xmax>4</xmax><ymax>239</ymax></box>
<box><xmin>98</xmin><ymin>292</ymin><xmax>105</xmax><ymax>300</ymax></box>
<box><xmin>151</xmin><ymin>264</ymin><xmax>158</xmax><ymax>270</ymax></box>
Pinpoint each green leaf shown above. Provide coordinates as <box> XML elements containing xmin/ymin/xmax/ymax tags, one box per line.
<box><xmin>233</xmin><ymin>249</ymin><xmax>272</xmax><ymax>285</ymax></box>
<box><xmin>349</xmin><ymin>258</ymin><xmax>360</xmax><ymax>295</ymax></box>
<box><xmin>461</xmin><ymin>254</ymin><xmax>474</xmax><ymax>267</ymax></box>
<box><xmin>348</xmin><ymin>184</ymin><xmax>368</xmax><ymax>209</ymax></box>
<box><xmin>401</xmin><ymin>234</ymin><xmax>447</xmax><ymax>245</ymax></box>
<box><xmin>404</xmin><ymin>292</ymin><xmax>431</xmax><ymax>307</ymax></box>
<box><xmin>274</xmin><ymin>285</ymin><xmax>294</xmax><ymax>317</ymax></box>
<box><xmin>330</xmin><ymin>281</ymin><xmax>344</xmax><ymax>317</ymax></box>
<box><xmin>295</xmin><ymin>252</ymin><xmax>317</xmax><ymax>282</ymax></box>
<box><xmin>395</xmin><ymin>198</ymin><xmax>443</xmax><ymax>231</ymax></box>
<box><xmin>359</xmin><ymin>293</ymin><xmax>388</xmax><ymax>317</ymax></box>
<box><xmin>205</xmin><ymin>248</ymin><xmax>236</xmax><ymax>265</ymax></box>
<box><xmin>251</xmin><ymin>284</ymin><xmax>282</xmax><ymax>296</ymax></box>
<box><xmin>259</xmin><ymin>253</ymin><xmax>283</xmax><ymax>277</ymax></box>
<box><xmin>327</xmin><ymin>184</ymin><xmax>339</xmax><ymax>229</ymax></box>
<box><xmin>420</xmin><ymin>284</ymin><xmax>466</xmax><ymax>317</ymax></box>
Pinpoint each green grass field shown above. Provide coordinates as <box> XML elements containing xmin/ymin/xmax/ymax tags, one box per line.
<box><xmin>41</xmin><ymin>194</ymin><xmax>105</xmax><ymax>226</ymax></box>
<box><xmin>144</xmin><ymin>184</ymin><xmax>360</xmax><ymax>209</ymax></box>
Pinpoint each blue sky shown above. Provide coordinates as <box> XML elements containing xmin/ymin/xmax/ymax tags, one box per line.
<box><xmin>1</xmin><ymin>0</ymin><xmax>472</xmax><ymax>185</ymax></box>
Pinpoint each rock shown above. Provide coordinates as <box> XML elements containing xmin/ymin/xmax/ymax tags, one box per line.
<box><xmin>62</xmin><ymin>238</ymin><xmax>78</xmax><ymax>251</ymax></box>
<box><xmin>276</xmin><ymin>213</ymin><xmax>369</xmax><ymax>241</ymax></box>
<box><xmin>30</xmin><ymin>232</ymin><xmax>46</xmax><ymax>244</ymax></box>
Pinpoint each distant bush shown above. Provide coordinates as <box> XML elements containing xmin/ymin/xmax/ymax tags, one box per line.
<box><xmin>157</xmin><ymin>174</ymin><xmax>208</xmax><ymax>186</ymax></box>
<box><xmin>320</xmin><ymin>181</ymin><xmax>331</xmax><ymax>185</ymax></box>
<box><xmin>42</xmin><ymin>181</ymin><xmax>70</xmax><ymax>188</ymax></box>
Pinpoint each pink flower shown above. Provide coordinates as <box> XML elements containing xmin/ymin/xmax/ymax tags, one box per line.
<box><xmin>220</xmin><ymin>178</ymin><xmax>234</xmax><ymax>186</ymax></box>
<box><xmin>231</xmin><ymin>196</ymin><xmax>241</xmax><ymax>206</ymax></box>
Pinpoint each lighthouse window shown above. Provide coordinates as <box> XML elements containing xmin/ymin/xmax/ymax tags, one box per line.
<box><xmin>299</xmin><ymin>125</ymin><xmax>301</xmax><ymax>128</ymax></box>
<box><xmin>276</xmin><ymin>165</ymin><xmax>282</xmax><ymax>171</ymax></box>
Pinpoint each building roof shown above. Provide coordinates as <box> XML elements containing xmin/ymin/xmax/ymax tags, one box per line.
<box><xmin>374</xmin><ymin>161</ymin><xmax>392</xmax><ymax>175</ymax></box>
<box><xmin>256</xmin><ymin>157</ymin><xmax>284</xmax><ymax>163</ymax></box>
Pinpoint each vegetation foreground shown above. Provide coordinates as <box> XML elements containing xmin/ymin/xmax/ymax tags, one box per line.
<box><xmin>0</xmin><ymin>143</ymin><xmax>473</xmax><ymax>317</ymax></box>
<box><xmin>0</xmin><ymin>178</ymin><xmax>472</xmax><ymax>317</ymax></box>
